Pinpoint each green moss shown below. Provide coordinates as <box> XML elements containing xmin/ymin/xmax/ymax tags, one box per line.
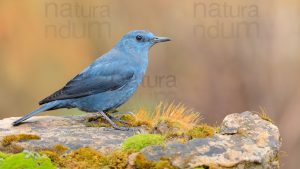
<box><xmin>187</xmin><ymin>124</ymin><xmax>216</xmax><ymax>139</ymax></box>
<box><xmin>0</xmin><ymin>151</ymin><xmax>10</xmax><ymax>165</ymax></box>
<box><xmin>134</xmin><ymin>153</ymin><xmax>176</xmax><ymax>169</ymax></box>
<box><xmin>122</xmin><ymin>134</ymin><xmax>165</xmax><ymax>152</ymax></box>
<box><xmin>0</xmin><ymin>151</ymin><xmax>55</xmax><ymax>169</ymax></box>
<box><xmin>0</xmin><ymin>152</ymin><xmax>9</xmax><ymax>159</ymax></box>
<box><xmin>1</xmin><ymin>134</ymin><xmax>40</xmax><ymax>146</ymax></box>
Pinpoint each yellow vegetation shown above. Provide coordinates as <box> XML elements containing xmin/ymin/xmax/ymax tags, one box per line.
<box><xmin>104</xmin><ymin>150</ymin><xmax>128</xmax><ymax>169</ymax></box>
<box><xmin>41</xmin><ymin>146</ymin><xmax>129</xmax><ymax>169</ymax></box>
<box><xmin>39</xmin><ymin>144</ymin><xmax>69</xmax><ymax>164</ymax></box>
<box><xmin>255</xmin><ymin>107</ymin><xmax>274</xmax><ymax>124</ymax></box>
<box><xmin>84</xmin><ymin>116</ymin><xmax>111</xmax><ymax>127</ymax></box>
<box><xmin>0</xmin><ymin>143</ymin><xmax>24</xmax><ymax>154</ymax></box>
<box><xmin>52</xmin><ymin>144</ymin><xmax>68</xmax><ymax>154</ymax></box>
<box><xmin>187</xmin><ymin>124</ymin><xmax>216</xmax><ymax>139</ymax></box>
<box><xmin>134</xmin><ymin>153</ymin><xmax>176</xmax><ymax>169</ymax></box>
<box><xmin>0</xmin><ymin>134</ymin><xmax>40</xmax><ymax>154</ymax></box>
<box><xmin>118</xmin><ymin>114</ymin><xmax>151</xmax><ymax>127</ymax></box>
<box><xmin>1</xmin><ymin>134</ymin><xmax>40</xmax><ymax>146</ymax></box>
<box><xmin>135</xmin><ymin>102</ymin><xmax>202</xmax><ymax>130</ymax></box>
<box><xmin>83</xmin><ymin>103</ymin><xmax>202</xmax><ymax>130</ymax></box>
<box><xmin>59</xmin><ymin>147</ymin><xmax>104</xmax><ymax>169</ymax></box>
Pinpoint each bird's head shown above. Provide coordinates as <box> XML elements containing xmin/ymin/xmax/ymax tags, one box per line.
<box><xmin>116</xmin><ymin>30</ymin><xmax>171</xmax><ymax>54</ymax></box>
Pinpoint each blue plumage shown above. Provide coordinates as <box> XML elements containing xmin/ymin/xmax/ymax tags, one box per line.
<box><xmin>12</xmin><ymin>30</ymin><xmax>170</xmax><ymax>130</ymax></box>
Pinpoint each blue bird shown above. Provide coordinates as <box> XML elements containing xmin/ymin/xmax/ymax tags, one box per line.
<box><xmin>12</xmin><ymin>30</ymin><xmax>170</xmax><ymax>130</ymax></box>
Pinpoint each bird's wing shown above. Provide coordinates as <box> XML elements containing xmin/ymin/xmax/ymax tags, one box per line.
<box><xmin>39</xmin><ymin>64</ymin><xmax>134</xmax><ymax>105</ymax></box>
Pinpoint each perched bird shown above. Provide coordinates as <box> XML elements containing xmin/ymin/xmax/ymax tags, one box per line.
<box><xmin>12</xmin><ymin>30</ymin><xmax>170</xmax><ymax>130</ymax></box>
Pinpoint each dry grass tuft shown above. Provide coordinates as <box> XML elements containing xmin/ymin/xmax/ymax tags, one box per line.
<box><xmin>255</xmin><ymin>107</ymin><xmax>274</xmax><ymax>124</ymax></box>
<box><xmin>134</xmin><ymin>102</ymin><xmax>202</xmax><ymax>130</ymax></box>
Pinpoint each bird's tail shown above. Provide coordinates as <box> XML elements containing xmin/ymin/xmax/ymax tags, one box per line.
<box><xmin>12</xmin><ymin>101</ymin><xmax>58</xmax><ymax>126</ymax></box>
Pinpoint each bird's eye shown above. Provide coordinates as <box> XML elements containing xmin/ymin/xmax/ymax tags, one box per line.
<box><xmin>136</xmin><ymin>35</ymin><xmax>143</xmax><ymax>41</ymax></box>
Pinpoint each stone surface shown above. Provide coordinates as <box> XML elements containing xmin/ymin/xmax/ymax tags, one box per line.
<box><xmin>0</xmin><ymin>111</ymin><xmax>281</xmax><ymax>169</ymax></box>
<box><xmin>0</xmin><ymin>114</ymin><xmax>143</xmax><ymax>153</ymax></box>
<box><xmin>140</xmin><ymin>111</ymin><xmax>281</xmax><ymax>169</ymax></box>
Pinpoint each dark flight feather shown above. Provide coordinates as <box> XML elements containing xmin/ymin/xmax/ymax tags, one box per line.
<box><xmin>39</xmin><ymin>71</ymin><xmax>134</xmax><ymax>105</ymax></box>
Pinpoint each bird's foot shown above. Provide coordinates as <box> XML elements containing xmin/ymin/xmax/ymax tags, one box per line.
<box><xmin>107</xmin><ymin>111</ymin><xmax>136</xmax><ymax>125</ymax></box>
<box><xmin>108</xmin><ymin>115</ymin><xmax>130</xmax><ymax>125</ymax></box>
<box><xmin>98</xmin><ymin>111</ymin><xmax>130</xmax><ymax>131</ymax></box>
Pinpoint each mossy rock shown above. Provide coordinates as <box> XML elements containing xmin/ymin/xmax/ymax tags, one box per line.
<box><xmin>122</xmin><ymin>134</ymin><xmax>165</xmax><ymax>152</ymax></box>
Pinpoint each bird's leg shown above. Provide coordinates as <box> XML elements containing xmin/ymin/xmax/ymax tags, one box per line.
<box><xmin>98</xmin><ymin>111</ymin><xmax>129</xmax><ymax>131</ymax></box>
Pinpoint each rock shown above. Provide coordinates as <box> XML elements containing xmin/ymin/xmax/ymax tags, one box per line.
<box><xmin>0</xmin><ymin>114</ymin><xmax>143</xmax><ymax>153</ymax></box>
<box><xmin>140</xmin><ymin>111</ymin><xmax>281</xmax><ymax>169</ymax></box>
<box><xmin>0</xmin><ymin>111</ymin><xmax>281</xmax><ymax>169</ymax></box>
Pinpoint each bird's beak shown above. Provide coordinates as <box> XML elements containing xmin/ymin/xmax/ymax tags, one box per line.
<box><xmin>152</xmin><ymin>37</ymin><xmax>171</xmax><ymax>43</ymax></box>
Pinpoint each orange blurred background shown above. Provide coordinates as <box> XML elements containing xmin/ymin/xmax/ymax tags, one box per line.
<box><xmin>0</xmin><ymin>0</ymin><xmax>299</xmax><ymax>168</ymax></box>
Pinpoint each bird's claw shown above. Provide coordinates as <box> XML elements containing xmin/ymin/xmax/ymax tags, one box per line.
<box><xmin>112</xmin><ymin>125</ymin><xmax>129</xmax><ymax>131</ymax></box>
<box><xmin>109</xmin><ymin>115</ymin><xmax>130</xmax><ymax>125</ymax></box>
